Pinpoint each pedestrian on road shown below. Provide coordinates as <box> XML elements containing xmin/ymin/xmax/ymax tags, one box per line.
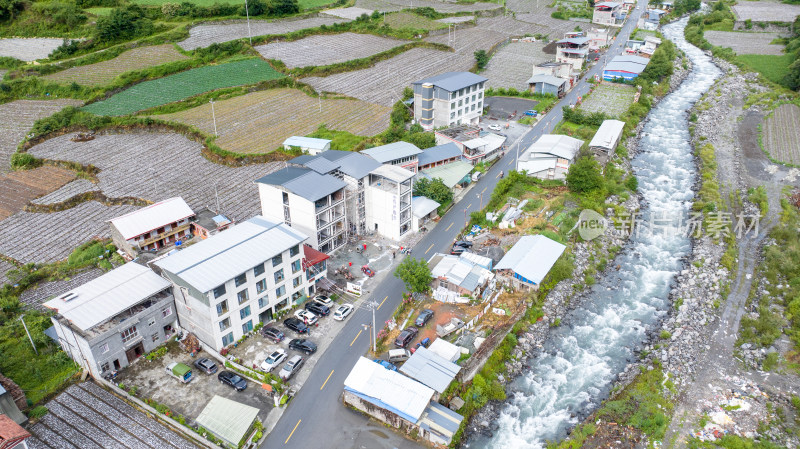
<box><xmin>393</xmin><ymin>251</ymin><xmax>396</xmax><ymax>259</ymax></box>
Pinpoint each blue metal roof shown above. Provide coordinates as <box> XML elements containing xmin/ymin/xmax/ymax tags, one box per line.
<box><xmin>411</xmin><ymin>71</ymin><xmax>488</xmax><ymax>92</ymax></box>
<box><xmin>417</xmin><ymin>143</ymin><xmax>462</xmax><ymax>167</ymax></box>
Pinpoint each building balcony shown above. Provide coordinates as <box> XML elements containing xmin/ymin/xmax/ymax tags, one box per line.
<box><xmin>136</xmin><ymin>223</ymin><xmax>191</xmax><ymax>248</ymax></box>
<box><xmin>85</xmin><ymin>290</ymin><xmax>174</xmax><ymax>343</ymax></box>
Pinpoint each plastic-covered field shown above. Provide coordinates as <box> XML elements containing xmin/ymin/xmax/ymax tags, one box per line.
<box><xmin>256</xmin><ymin>32</ymin><xmax>410</xmax><ymax>68</ymax></box>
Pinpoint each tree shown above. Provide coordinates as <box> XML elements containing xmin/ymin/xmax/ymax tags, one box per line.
<box><xmin>406</xmin><ymin>131</ymin><xmax>435</xmax><ymax>149</ymax></box>
<box><xmin>0</xmin><ymin>0</ymin><xmax>24</xmax><ymax>21</ymax></box>
<box><xmin>95</xmin><ymin>7</ymin><xmax>154</xmax><ymax>42</ymax></box>
<box><xmin>566</xmin><ymin>156</ymin><xmax>604</xmax><ymax>194</ymax></box>
<box><xmin>474</xmin><ymin>50</ymin><xmax>489</xmax><ymax>70</ymax></box>
<box><xmin>241</xmin><ymin>0</ymin><xmax>267</xmax><ymax>16</ymax></box>
<box><xmin>394</xmin><ymin>257</ymin><xmax>433</xmax><ymax>295</ymax></box>
<box><xmin>413</xmin><ymin>177</ymin><xmax>453</xmax><ymax>206</ymax></box>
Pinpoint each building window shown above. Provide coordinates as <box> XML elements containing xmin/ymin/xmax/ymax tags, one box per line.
<box><xmin>290</xmin><ymin>245</ymin><xmax>300</xmax><ymax>257</ymax></box>
<box><xmin>258</xmin><ymin>296</ymin><xmax>269</xmax><ymax>309</ymax></box>
<box><xmin>121</xmin><ymin>325</ymin><xmax>138</xmax><ymax>344</ymax></box>
<box><xmin>479</xmin><ymin>92</ymin><xmax>483</xmax><ymax>99</ymax></box>
<box><xmin>100</xmin><ymin>343</ymin><xmax>109</xmax><ymax>354</ymax></box>
<box><xmin>478</xmin><ymin>101</ymin><xmax>482</xmax><ymax>109</ymax></box>
<box><xmin>253</xmin><ymin>263</ymin><xmax>265</xmax><ymax>277</ymax></box>
<box><xmin>472</xmin><ymin>94</ymin><xmax>476</xmax><ymax>102</ymax></box>
<box><xmin>450</xmin><ymin>112</ymin><xmax>455</xmax><ymax>119</ymax></box>
<box><xmin>291</xmin><ymin>260</ymin><xmax>301</xmax><ymax>274</ymax></box>
<box><xmin>152</xmin><ymin>333</ymin><xmax>159</xmax><ymax>343</ymax></box>
<box><xmin>276</xmin><ymin>285</ymin><xmax>286</xmax><ymax>298</ymax></box>
<box><xmin>256</xmin><ymin>279</ymin><xmax>267</xmax><ymax>294</ymax></box>
<box><xmin>216</xmin><ymin>300</ymin><xmax>229</xmax><ymax>316</ymax></box>
<box><xmin>162</xmin><ymin>306</ymin><xmax>172</xmax><ymax>318</ymax></box>
<box><xmin>219</xmin><ymin>318</ymin><xmax>231</xmax><ymax>332</ymax></box>
<box><xmin>237</xmin><ymin>289</ymin><xmax>249</xmax><ymax>304</ymax></box>
<box><xmin>471</xmin><ymin>104</ymin><xmax>476</xmax><ymax>111</ymax></box>
<box><xmin>272</xmin><ymin>254</ymin><xmax>283</xmax><ymax>266</ymax></box>
<box><xmin>274</xmin><ymin>269</ymin><xmax>284</xmax><ymax>283</ymax></box>
<box><xmin>451</xmin><ymin>102</ymin><xmax>455</xmax><ymax>110</ymax></box>
<box><xmin>221</xmin><ymin>333</ymin><xmax>234</xmax><ymax>346</ymax></box>
<box><xmin>293</xmin><ymin>276</ymin><xmax>302</xmax><ymax>288</ymax></box>
<box><xmin>242</xmin><ymin>320</ymin><xmax>253</xmax><ymax>334</ymax></box>
<box><xmin>291</xmin><ymin>290</ymin><xmax>304</xmax><ymax>302</ymax></box>
<box><xmin>458</xmin><ymin>99</ymin><xmax>463</xmax><ymax>107</ymax></box>
<box><xmin>148</xmin><ymin>317</ymin><xmax>156</xmax><ymax>327</ymax></box>
<box><xmin>100</xmin><ymin>361</ymin><xmax>110</xmax><ymax>372</ymax></box>
<box><xmin>213</xmin><ymin>284</ymin><xmax>226</xmax><ymax>298</ymax></box>
<box><xmin>234</xmin><ymin>273</ymin><xmax>247</xmax><ymax>287</ymax></box>
<box><xmin>240</xmin><ymin>306</ymin><xmax>251</xmax><ymax>319</ymax></box>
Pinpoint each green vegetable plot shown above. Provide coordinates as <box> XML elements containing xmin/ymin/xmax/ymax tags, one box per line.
<box><xmin>82</xmin><ymin>58</ymin><xmax>284</xmax><ymax>116</ymax></box>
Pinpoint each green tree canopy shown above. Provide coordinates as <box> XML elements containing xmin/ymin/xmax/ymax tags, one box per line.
<box><xmin>270</xmin><ymin>0</ymin><xmax>299</xmax><ymax>16</ymax></box>
<box><xmin>95</xmin><ymin>6</ymin><xmax>153</xmax><ymax>43</ymax></box>
<box><xmin>474</xmin><ymin>50</ymin><xmax>489</xmax><ymax>69</ymax></box>
<box><xmin>394</xmin><ymin>257</ymin><xmax>433</xmax><ymax>295</ymax></box>
<box><xmin>413</xmin><ymin>177</ymin><xmax>453</xmax><ymax>206</ymax></box>
<box><xmin>566</xmin><ymin>155</ymin><xmax>604</xmax><ymax>194</ymax></box>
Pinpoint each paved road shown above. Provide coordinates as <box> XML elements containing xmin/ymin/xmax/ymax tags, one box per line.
<box><xmin>263</xmin><ymin>6</ymin><xmax>646</xmax><ymax>448</ymax></box>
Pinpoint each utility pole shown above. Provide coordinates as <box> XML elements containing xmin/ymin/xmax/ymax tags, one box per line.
<box><xmin>365</xmin><ymin>300</ymin><xmax>379</xmax><ymax>352</ymax></box>
<box><xmin>19</xmin><ymin>314</ymin><xmax>38</xmax><ymax>355</ymax></box>
<box><xmin>515</xmin><ymin>140</ymin><xmax>521</xmax><ymax>172</ymax></box>
<box><xmin>318</xmin><ymin>95</ymin><xmax>322</xmax><ymax>113</ymax></box>
<box><xmin>245</xmin><ymin>0</ymin><xmax>253</xmax><ymax>45</ymax></box>
<box><xmin>210</xmin><ymin>99</ymin><xmax>218</xmax><ymax>137</ymax></box>
<box><xmin>478</xmin><ymin>191</ymin><xmax>484</xmax><ymax>209</ymax></box>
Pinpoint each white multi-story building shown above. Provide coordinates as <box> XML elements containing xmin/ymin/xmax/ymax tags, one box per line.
<box><xmin>412</xmin><ymin>72</ymin><xmax>488</xmax><ymax>130</ymax></box>
<box><xmin>365</xmin><ymin>165</ymin><xmax>415</xmax><ymax>240</ymax></box>
<box><xmin>154</xmin><ymin>216</ymin><xmax>316</xmax><ymax>351</ymax></box>
<box><xmin>361</xmin><ymin>142</ymin><xmax>422</xmax><ymax>173</ymax></box>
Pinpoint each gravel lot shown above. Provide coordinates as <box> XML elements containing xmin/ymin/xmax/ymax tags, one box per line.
<box><xmin>704</xmin><ymin>31</ymin><xmax>785</xmax><ymax>55</ymax></box>
<box><xmin>580</xmin><ymin>82</ymin><xmax>636</xmax><ymax>118</ymax></box>
<box><xmin>484</xmin><ymin>41</ymin><xmax>550</xmax><ymax>90</ymax></box>
<box><xmin>0</xmin><ymin>99</ymin><xmax>83</xmax><ymax>174</ymax></box>
<box><xmin>731</xmin><ymin>2</ymin><xmax>800</xmax><ymax>22</ymax></box>
<box><xmin>0</xmin><ymin>38</ymin><xmax>64</xmax><ymax>61</ymax></box>
<box><xmin>27</xmin><ymin>132</ymin><xmax>276</xmax><ymax>223</ymax></box>
<box><xmin>26</xmin><ymin>382</ymin><xmax>200</xmax><ymax>449</ymax></box>
<box><xmin>178</xmin><ymin>17</ymin><xmax>350</xmax><ymax>51</ymax></box>
<box><xmin>256</xmin><ymin>32</ymin><xmax>410</xmax><ymax>68</ymax></box>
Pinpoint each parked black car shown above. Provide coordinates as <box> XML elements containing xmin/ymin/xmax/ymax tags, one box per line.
<box><xmin>288</xmin><ymin>338</ymin><xmax>318</xmax><ymax>355</ymax></box>
<box><xmin>450</xmin><ymin>245</ymin><xmax>469</xmax><ymax>255</ymax></box>
<box><xmin>218</xmin><ymin>371</ymin><xmax>247</xmax><ymax>391</ymax></box>
<box><xmin>193</xmin><ymin>357</ymin><xmax>218</xmax><ymax>375</ymax></box>
<box><xmin>454</xmin><ymin>240</ymin><xmax>473</xmax><ymax>248</ymax></box>
<box><xmin>394</xmin><ymin>327</ymin><xmax>419</xmax><ymax>348</ymax></box>
<box><xmin>284</xmin><ymin>317</ymin><xmax>309</xmax><ymax>334</ymax></box>
<box><xmin>260</xmin><ymin>326</ymin><xmax>285</xmax><ymax>343</ymax></box>
<box><xmin>305</xmin><ymin>302</ymin><xmax>330</xmax><ymax>317</ymax></box>
<box><xmin>415</xmin><ymin>309</ymin><xmax>434</xmax><ymax>327</ymax></box>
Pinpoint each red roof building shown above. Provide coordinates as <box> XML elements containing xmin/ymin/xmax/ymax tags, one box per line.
<box><xmin>0</xmin><ymin>414</ymin><xmax>30</xmax><ymax>449</ymax></box>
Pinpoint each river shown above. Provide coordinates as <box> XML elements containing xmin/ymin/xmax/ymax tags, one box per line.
<box><xmin>467</xmin><ymin>17</ymin><xmax>721</xmax><ymax>449</ymax></box>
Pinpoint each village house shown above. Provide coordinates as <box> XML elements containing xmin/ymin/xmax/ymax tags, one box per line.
<box><xmin>638</xmin><ymin>9</ymin><xmax>667</xmax><ymax>30</ymax></box>
<box><xmin>411</xmin><ymin>196</ymin><xmax>440</xmax><ymax>233</ymax></box>
<box><xmin>518</xmin><ymin>134</ymin><xmax>584</xmax><ymax>180</ymax></box>
<box><xmin>494</xmin><ymin>235</ymin><xmax>566</xmax><ymax>289</ymax></box>
<box><xmin>0</xmin><ymin>415</ymin><xmax>31</xmax><ymax>449</ymax></box>
<box><xmin>282</xmin><ymin>136</ymin><xmax>331</xmax><ymax>155</ymax></box>
<box><xmin>191</xmin><ymin>207</ymin><xmax>232</xmax><ymax>240</ymax></box>
<box><xmin>418</xmin><ymin>160</ymin><xmax>474</xmax><ymax>193</ymax></box>
<box><xmin>366</xmin><ymin>165</ymin><xmax>415</xmax><ymax>240</ymax></box>
<box><xmin>527</xmin><ymin>74</ymin><xmax>568</xmax><ymax>97</ymax></box>
<box><xmin>435</xmin><ymin>125</ymin><xmax>507</xmax><ymax>165</ymax></box>
<box><xmin>555</xmin><ymin>36</ymin><xmax>590</xmax><ymax>73</ymax></box>
<box><xmin>44</xmin><ymin>262</ymin><xmax>177</xmax><ymax>378</ymax></box>
<box><xmin>361</xmin><ymin>141</ymin><xmax>422</xmax><ymax>173</ymax></box>
<box><xmin>154</xmin><ymin>216</ymin><xmax>320</xmax><ymax>351</ymax></box>
<box><xmin>603</xmin><ymin>55</ymin><xmax>650</xmax><ymax>81</ymax></box>
<box><xmin>593</xmin><ymin>1</ymin><xmax>624</xmax><ymax>27</ymax></box>
<box><xmin>640</xmin><ymin>35</ymin><xmax>662</xmax><ymax>58</ymax></box>
<box><xmin>589</xmin><ymin>119</ymin><xmax>626</xmax><ymax>164</ymax></box>
<box><xmin>587</xmin><ymin>27</ymin><xmax>612</xmax><ymax>50</ymax></box>
<box><xmin>429</xmin><ymin>252</ymin><xmax>494</xmax><ymax>301</ymax></box>
<box><xmin>411</xmin><ymin>72</ymin><xmax>488</xmax><ymax>130</ymax></box>
<box><xmin>416</xmin><ymin>142</ymin><xmax>463</xmax><ymax>171</ymax></box>
<box><xmin>108</xmin><ymin>197</ymin><xmax>195</xmax><ymax>258</ymax></box>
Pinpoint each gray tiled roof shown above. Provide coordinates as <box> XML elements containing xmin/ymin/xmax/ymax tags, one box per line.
<box><xmin>417</xmin><ymin>143</ymin><xmax>462</xmax><ymax>166</ymax></box>
<box><xmin>318</xmin><ymin>150</ymin><xmax>381</xmax><ymax>179</ymax></box>
<box><xmin>411</xmin><ymin>71</ymin><xmax>488</xmax><ymax>92</ymax></box>
<box><xmin>255</xmin><ymin>167</ymin><xmax>346</xmax><ymax>201</ymax></box>
<box><xmin>361</xmin><ymin>141</ymin><xmax>422</xmax><ymax>163</ymax></box>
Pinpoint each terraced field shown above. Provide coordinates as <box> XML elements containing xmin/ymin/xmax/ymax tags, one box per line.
<box><xmin>82</xmin><ymin>59</ymin><xmax>283</xmax><ymax>116</ymax></box>
<box><xmin>580</xmin><ymin>83</ymin><xmax>636</xmax><ymax>118</ymax></box>
<box><xmin>0</xmin><ymin>201</ymin><xmax>139</xmax><ymax>263</ymax></box>
<box><xmin>704</xmin><ymin>31</ymin><xmax>784</xmax><ymax>56</ymax></box>
<box><xmin>26</xmin><ymin>382</ymin><xmax>200</xmax><ymax>449</ymax></box>
<box><xmin>503</xmin><ymin>0</ymin><xmax>576</xmax><ymax>38</ymax></box>
<box><xmin>256</xmin><ymin>33</ymin><xmax>410</xmax><ymax>68</ymax></box>
<box><xmin>155</xmin><ymin>88</ymin><xmax>390</xmax><ymax>153</ymax></box>
<box><xmin>43</xmin><ymin>45</ymin><xmax>190</xmax><ymax>86</ymax></box>
<box><xmin>762</xmin><ymin>103</ymin><xmax>800</xmax><ymax>165</ymax></box>
<box><xmin>31</xmin><ymin>179</ymin><xmax>98</xmax><ymax>205</ymax></box>
<box><xmin>304</xmin><ymin>47</ymin><xmax>472</xmax><ymax>106</ymax></box>
<box><xmin>0</xmin><ymin>38</ymin><xmax>64</xmax><ymax>61</ymax></box>
<box><xmin>425</xmin><ymin>16</ymin><xmax>550</xmax><ymax>55</ymax></box>
<box><xmin>384</xmin><ymin>12</ymin><xmax>448</xmax><ymax>31</ymax></box>
<box><xmin>0</xmin><ymin>259</ymin><xmax>14</xmax><ymax>287</ymax></box>
<box><xmin>0</xmin><ymin>99</ymin><xmax>84</xmax><ymax>173</ymax></box>
<box><xmin>483</xmin><ymin>41</ymin><xmax>550</xmax><ymax>89</ymax></box>
<box><xmin>322</xmin><ymin>6</ymin><xmax>374</xmax><ymax>19</ymax></box>
<box><xmin>731</xmin><ymin>2</ymin><xmax>800</xmax><ymax>22</ymax></box>
<box><xmin>178</xmin><ymin>17</ymin><xmax>350</xmax><ymax>51</ymax></box>
<box><xmin>355</xmin><ymin>0</ymin><xmax>499</xmax><ymax>13</ymax></box>
<box><xmin>27</xmin><ymin>131</ymin><xmax>277</xmax><ymax>224</ymax></box>
<box><xmin>0</xmin><ymin>166</ymin><xmax>75</xmax><ymax>220</ymax></box>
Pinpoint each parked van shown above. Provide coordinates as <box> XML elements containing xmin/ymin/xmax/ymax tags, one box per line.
<box><xmin>165</xmin><ymin>362</ymin><xmax>193</xmax><ymax>383</ymax></box>
<box><xmin>388</xmin><ymin>349</ymin><xmax>411</xmax><ymax>363</ymax></box>
<box><xmin>471</xmin><ymin>172</ymin><xmax>482</xmax><ymax>182</ymax></box>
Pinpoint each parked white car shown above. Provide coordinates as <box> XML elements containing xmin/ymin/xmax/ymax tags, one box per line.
<box><xmin>488</xmin><ymin>124</ymin><xmax>502</xmax><ymax>131</ymax></box>
<box><xmin>333</xmin><ymin>304</ymin><xmax>354</xmax><ymax>321</ymax></box>
<box><xmin>260</xmin><ymin>349</ymin><xmax>287</xmax><ymax>372</ymax></box>
<box><xmin>314</xmin><ymin>295</ymin><xmax>333</xmax><ymax>306</ymax></box>
<box><xmin>294</xmin><ymin>309</ymin><xmax>319</xmax><ymax>325</ymax></box>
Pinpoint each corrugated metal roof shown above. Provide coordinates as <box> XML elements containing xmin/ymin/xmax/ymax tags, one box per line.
<box><xmin>418</xmin><ymin>401</ymin><xmax>463</xmax><ymax>442</ymax></box>
<box><xmin>371</xmin><ymin>164</ymin><xmax>415</xmax><ymax>182</ymax></box>
<box><xmin>195</xmin><ymin>395</ymin><xmax>259</xmax><ymax>447</ymax></box>
<box><xmin>427</xmin><ymin>338</ymin><xmax>461</xmax><ymax>362</ymax></box>
<box><xmin>523</xmin><ymin>134</ymin><xmax>583</xmax><ymax>160</ymax></box>
<box><xmin>589</xmin><ymin>120</ymin><xmax>625</xmax><ymax>150</ymax></box>
<box><xmin>459</xmin><ymin>252</ymin><xmax>493</xmax><ymax>270</ymax></box>
<box><xmin>420</xmin><ymin>160</ymin><xmax>473</xmax><ymax>188</ymax></box>
<box><xmin>109</xmin><ymin>197</ymin><xmax>195</xmax><ymax>240</ymax></box>
<box><xmin>361</xmin><ymin>141</ymin><xmax>422</xmax><ymax>163</ymax></box>
<box><xmin>321</xmin><ymin>151</ymin><xmax>381</xmax><ymax>179</ymax></box>
<box><xmin>399</xmin><ymin>347</ymin><xmax>460</xmax><ymax>393</ymax></box>
<box><xmin>43</xmin><ymin>262</ymin><xmax>171</xmax><ymax>331</ymax></box>
<box><xmin>255</xmin><ymin>167</ymin><xmax>346</xmax><ymax>201</ymax></box>
<box><xmin>154</xmin><ymin>216</ymin><xmax>308</xmax><ymax>293</ymax></box>
<box><xmin>412</xmin><ymin>196</ymin><xmax>440</xmax><ymax>219</ymax></box>
<box><xmin>417</xmin><ymin>143</ymin><xmax>462</xmax><ymax>167</ymax></box>
<box><xmin>411</xmin><ymin>71</ymin><xmax>488</xmax><ymax>92</ymax></box>
<box><xmin>283</xmin><ymin>136</ymin><xmax>331</xmax><ymax>150</ymax></box>
<box><xmin>344</xmin><ymin>357</ymin><xmax>433</xmax><ymax>423</ymax></box>
<box><xmin>614</xmin><ymin>55</ymin><xmax>650</xmax><ymax>64</ymax></box>
<box><xmin>604</xmin><ymin>60</ymin><xmax>647</xmax><ymax>74</ymax></box>
<box><xmin>303</xmin><ymin>157</ymin><xmax>340</xmax><ymax>174</ymax></box>
<box><xmin>527</xmin><ymin>74</ymin><xmax>568</xmax><ymax>87</ymax></box>
<box><xmin>430</xmin><ymin>253</ymin><xmax>492</xmax><ymax>291</ymax></box>
<box><xmin>494</xmin><ymin>235</ymin><xmax>566</xmax><ymax>285</ymax></box>
<box><xmin>254</xmin><ymin>166</ymin><xmax>309</xmax><ymax>186</ymax></box>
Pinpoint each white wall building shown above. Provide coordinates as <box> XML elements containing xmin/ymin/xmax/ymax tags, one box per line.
<box><xmin>109</xmin><ymin>197</ymin><xmax>195</xmax><ymax>257</ymax></box>
<box><xmin>361</xmin><ymin>141</ymin><xmax>422</xmax><ymax>173</ymax></box>
<box><xmin>154</xmin><ymin>216</ymin><xmax>313</xmax><ymax>351</ymax></box>
<box><xmin>412</xmin><ymin>72</ymin><xmax>488</xmax><ymax>130</ymax></box>
<box><xmin>366</xmin><ymin>165</ymin><xmax>415</xmax><ymax>241</ymax></box>
<box><xmin>518</xmin><ymin>134</ymin><xmax>584</xmax><ymax>180</ymax></box>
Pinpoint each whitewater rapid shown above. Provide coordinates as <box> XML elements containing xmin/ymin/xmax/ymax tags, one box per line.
<box><xmin>467</xmin><ymin>17</ymin><xmax>721</xmax><ymax>449</ymax></box>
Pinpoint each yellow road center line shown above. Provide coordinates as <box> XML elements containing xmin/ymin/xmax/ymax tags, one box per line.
<box><xmin>425</xmin><ymin>243</ymin><xmax>434</xmax><ymax>254</ymax></box>
<box><xmin>377</xmin><ymin>295</ymin><xmax>388</xmax><ymax>310</ymax></box>
<box><xmin>320</xmin><ymin>370</ymin><xmax>334</xmax><ymax>390</ymax></box>
<box><xmin>350</xmin><ymin>329</ymin><xmax>362</xmax><ymax>347</ymax></box>
<box><xmin>285</xmin><ymin>419</ymin><xmax>301</xmax><ymax>444</ymax></box>
<box><xmin>446</xmin><ymin>223</ymin><xmax>454</xmax><ymax>231</ymax></box>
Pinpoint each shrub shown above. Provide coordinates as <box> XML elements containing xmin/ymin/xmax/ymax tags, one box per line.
<box><xmin>29</xmin><ymin>406</ymin><xmax>49</xmax><ymax>419</ymax></box>
<box><xmin>10</xmin><ymin>153</ymin><xmax>41</xmax><ymax>170</ymax></box>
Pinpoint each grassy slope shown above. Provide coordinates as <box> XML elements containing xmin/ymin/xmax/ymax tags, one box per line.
<box><xmin>736</xmin><ymin>53</ymin><xmax>795</xmax><ymax>85</ymax></box>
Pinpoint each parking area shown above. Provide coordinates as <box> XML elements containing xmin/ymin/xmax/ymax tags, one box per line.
<box><xmin>117</xmin><ymin>343</ymin><xmax>273</xmax><ymax>424</ymax></box>
<box><xmin>484</xmin><ymin>96</ymin><xmax>539</xmax><ymax>119</ymax></box>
